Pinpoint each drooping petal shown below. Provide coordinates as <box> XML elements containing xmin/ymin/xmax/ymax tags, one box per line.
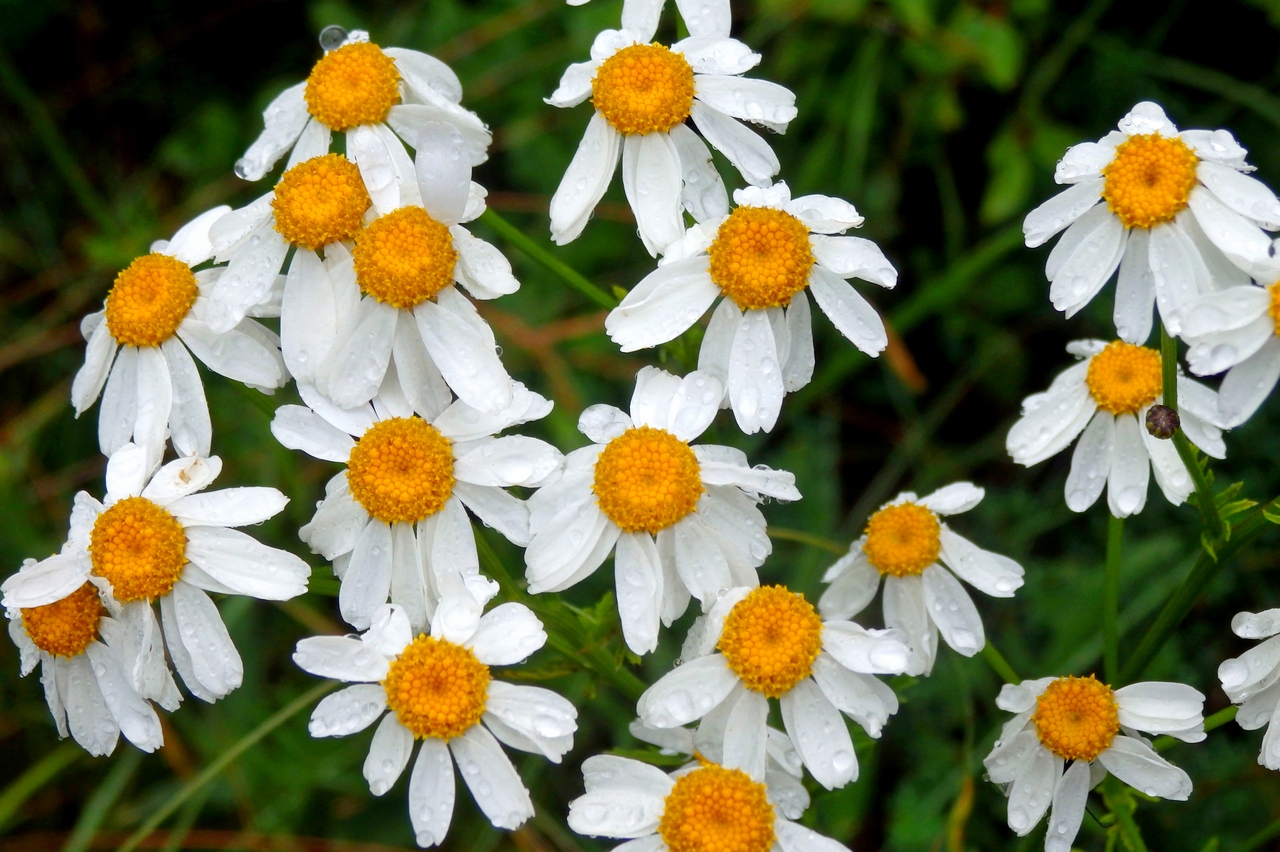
<box><xmin>450</xmin><ymin>725</ymin><xmax>535</xmax><ymax>830</ymax></box>
<box><xmin>550</xmin><ymin>113</ymin><xmax>622</xmax><ymax>245</ymax></box>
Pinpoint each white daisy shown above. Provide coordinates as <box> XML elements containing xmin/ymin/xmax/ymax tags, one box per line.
<box><xmin>637</xmin><ymin>585</ymin><xmax>909</xmax><ymax>790</ymax></box>
<box><xmin>545</xmin><ymin>11</ymin><xmax>796</xmax><ymax>255</ymax></box>
<box><xmin>0</xmin><ymin>443</ymin><xmax>310</xmax><ymax>705</ymax></box>
<box><xmin>984</xmin><ymin>675</ymin><xmax>1204</xmax><ymax>852</ymax></box>
<box><xmin>1175</xmin><ymin>266</ymin><xmax>1280</xmax><ymax>427</ymax></box>
<box><xmin>523</xmin><ymin>367</ymin><xmax>800</xmax><ymax>656</ymax></box>
<box><xmin>564</xmin><ymin>0</ymin><xmax>729</xmax><ymax>42</ymax></box>
<box><xmin>5</xmin><ymin>575</ymin><xmax>163</xmax><ymax>756</ymax></box>
<box><xmin>1024</xmin><ymin>100</ymin><xmax>1280</xmax><ymax>342</ymax></box>
<box><xmin>271</xmin><ymin>379</ymin><xmax>561</xmax><ymax>634</ymax></box>
<box><xmin>606</xmin><ymin>181</ymin><xmax>896</xmax><ymax>433</ymax></box>
<box><xmin>1006</xmin><ymin>339</ymin><xmax>1226</xmax><ymax>517</ymax></box>
<box><xmin>817</xmin><ymin>482</ymin><xmax>1025</xmax><ymax>677</ymax></box>
<box><xmin>72</xmin><ymin>208</ymin><xmax>287</xmax><ymax>470</ymax></box>
<box><xmin>628</xmin><ymin>719</ymin><xmax>811</xmax><ymax>820</ymax></box>
<box><xmin>290</xmin><ymin>120</ymin><xmax>520</xmax><ymax>415</ymax></box>
<box><xmin>293</xmin><ymin>597</ymin><xmax>577</xmax><ymax>848</ymax></box>
<box><xmin>235</xmin><ymin>28</ymin><xmax>490</xmax><ymax>188</ymax></box>
<box><xmin>1218</xmin><ymin>608</ymin><xmax>1280</xmax><ymax>770</ymax></box>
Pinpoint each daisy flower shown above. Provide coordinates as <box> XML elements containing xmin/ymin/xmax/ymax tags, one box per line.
<box><xmin>1006</xmin><ymin>339</ymin><xmax>1226</xmax><ymax>517</ymax></box>
<box><xmin>1024</xmin><ymin>101</ymin><xmax>1280</xmax><ymax>342</ymax></box>
<box><xmin>637</xmin><ymin>585</ymin><xmax>909</xmax><ymax>790</ymax></box>
<box><xmin>565</xmin><ymin>0</ymin><xmax>727</xmax><ymax>42</ymax></box>
<box><xmin>271</xmin><ymin>381</ymin><xmax>561</xmax><ymax>634</ymax></box>
<box><xmin>72</xmin><ymin>208</ymin><xmax>287</xmax><ymax>469</ymax></box>
<box><xmin>235</xmin><ymin>28</ymin><xmax>490</xmax><ymax>187</ymax></box>
<box><xmin>1218</xmin><ymin>608</ymin><xmax>1280</xmax><ymax>770</ymax></box>
<box><xmin>5</xmin><ymin>576</ymin><xmax>163</xmax><ymax>756</ymax></box>
<box><xmin>817</xmin><ymin>482</ymin><xmax>1024</xmax><ymax>677</ymax></box>
<box><xmin>545</xmin><ymin>10</ymin><xmax>796</xmax><ymax>255</ymax></box>
<box><xmin>293</xmin><ymin>598</ymin><xmax>577</xmax><ymax>848</ymax></box>
<box><xmin>1175</xmin><ymin>267</ymin><xmax>1280</xmax><ymax>427</ymax></box>
<box><xmin>523</xmin><ymin>367</ymin><xmax>800</xmax><ymax>656</ymax></box>
<box><xmin>606</xmin><ymin>182</ymin><xmax>896</xmax><ymax>433</ymax></box>
<box><xmin>566</xmin><ymin>752</ymin><xmax>851</xmax><ymax>852</ymax></box>
<box><xmin>984</xmin><ymin>675</ymin><xmax>1204</xmax><ymax>852</ymax></box>
<box><xmin>291</xmin><ymin>121</ymin><xmax>521</xmax><ymax>415</ymax></box>
<box><xmin>1</xmin><ymin>443</ymin><xmax>310</xmax><ymax>705</ymax></box>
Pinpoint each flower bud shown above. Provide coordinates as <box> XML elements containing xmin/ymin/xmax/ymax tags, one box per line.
<box><xmin>1145</xmin><ymin>404</ymin><xmax>1180</xmax><ymax>439</ymax></box>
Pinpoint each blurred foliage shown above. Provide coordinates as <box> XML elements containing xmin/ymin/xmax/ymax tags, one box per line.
<box><xmin>2</xmin><ymin>0</ymin><xmax>1280</xmax><ymax>850</ymax></box>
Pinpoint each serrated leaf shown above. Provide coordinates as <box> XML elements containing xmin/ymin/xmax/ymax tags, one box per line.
<box><xmin>1201</xmin><ymin>531</ymin><xmax>1219</xmax><ymax>561</ymax></box>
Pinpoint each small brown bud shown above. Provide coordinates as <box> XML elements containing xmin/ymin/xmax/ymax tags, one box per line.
<box><xmin>1146</xmin><ymin>404</ymin><xmax>1180</xmax><ymax>439</ymax></box>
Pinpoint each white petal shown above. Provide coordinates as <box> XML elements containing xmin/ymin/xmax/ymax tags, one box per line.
<box><xmin>785</xmin><ymin>194</ymin><xmax>863</xmax><ymax>233</ymax></box>
<box><xmin>392</xmin><ymin>313</ymin><xmax>453</xmax><ymax>420</ymax></box>
<box><xmin>1054</xmin><ymin>141</ymin><xmax>1115</xmax><ymax>184</ymax></box>
<box><xmin>414</xmin><ymin>299</ymin><xmax>512</xmax><ymax>415</ymax></box>
<box><xmin>454</xmin><ymin>482</ymin><xmax>530</xmax><ymax>547</ymax></box>
<box><xmin>622</xmin><ymin>133</ymin><xmax>685</xmax><ymax>257</ymax></box>
<box><xmin>1006</xmin><ymin>745</ymin><xmax>1058</xmax><ymax>835</ymax></box>
<box><xmin>1064</xmin><ymin>411</ymin><xmax>1114</xmax><ymax>512</ymax></box>
<box><xmin>453</xmin><ymin>436</ymin><xmax>562</xmax><ymax>489</ymax></box>
<box><xmin>582</xmin><ymin>753</ymin><xmax>674</xmax><ymax>795</ymax></box>
<box><xmin>919</xmin><ymin>482</ymin><xmax>983</xmax><ymax>515</ymax></box>
<box><xmin>1233</xmin><ymin>609</ymin><xmax>1280</xmax><ymax>640</ymax></box>
<box><xmin>320</xmin><ymin>298</ymin><xmax>396</xmax><ymax>408</ymax></box>
<box><xmin>567</xmin><ymin>788</ymin><xmax>666</xmax><ymax>839</ymax></box>
<box><xmin>204</xmin><ymin>225</ymin><xmax>289</xmax><ymax>333</ymax></box>
<box><xmin>414</xmin><ymin>121</ymin><xmax>472</xmax><ymax>225</ymax></box>
<box><xmin>467</xmin><ymin>602</ymin><xmax>546</xmax><ymax>665</ymax></box>
<box><xmin>615</xmin><ymin>532</ymin><xmax>664</xmax><ymax>655</ymax></box>
<box><xmin>997</xmin><ymin>678</ymin><xmax>1056</xmax><ymax>713</ymax></box>
<box><xmin>637</xmin><ymin>653</ymin><xmax>737</xmax><ymax>728</ymax></box>
<box><xmin>920</xmin><ymin>565</ymin><xmax>985</xmax><ymax>656</ymax></box>
<box><xmin>166</xmin><ymin>206</ymin><xmax>232</xmax><ymax>266</ymax></box>
<box><xmin>672</xmin><ymin>515</ymin><xmax>733</xmax><ymax>603</ymax></box>
<box><xmin>545</xmin><ymin>59</ymin><xmax>597</xmax><ymax>108</ymax></box>
<box><xmin>386</xmin><ymin>104</ymin><xmax>490</xmax><ymax>168</ymax></box>
<box><xmin>808</xmin><ymin>266</ymin><xmax>888</xmax><ymax>356</ymax></box>
<box><xmin>139</xmin><ymin>454</ymin><xmax>221</xmax><ymax>504</ymax></box>
<box><xmin>817</xmin><ymin>552</ymin><xmax>880</xmax><ymax>620</ymax></box>
<box><xmin>367</xmin><ymin>713</ymin><xmax>416</xmax><ymax>796</ymax></box>
<box><xmin>607</xmin><ymin>257</ymin><xmax>718</xmax><ymax>351</ymax></box>
<box><xmin>168</xmin><ymin>581</ymin><xmax>243</xmax><ymax>699</ymax></box>
<box><xmin>161</xmin><ymin>339</ymin><xmax>210</xmax><ymax>458</ymax></box>
<box><xmin>177</xmin><ymin>316</ymin><xmax>286</xmax><ymax>388</ymax></box>
<box><xmin>694</xmin><ymin>75</ymin><xmax>796</xmax><ymax>130</ymax></box>
<box><xmin>938</xmin><ymin>528</ymin><xmax>1024</xmax><ymax>598</ymax></box>
<box><xmin>1106</xmin><ymin>414</ymin><xmax>1149</xmax><ymax>517</ymax></box>
<box><xmin>1049</xmin><ymin>209</ymin><xmax>1126</xmax><ymax>317</ymax></box>
<box><xmin>1024</xmin><ymin>182</ymin><xmax>1104</xmax><ymax>248</ymax></box>
<box><xmin>452</xmin><ymin>227</ymin><xmax>519</xmax><ymax>299</ymax></box>
<box><xmin>1006</xmin><ymin>362</ymin><xmax>1095</xmax><ymax>466</ymax></box>
<box><xmin>668</xmin><ymin>123</ymin><xmax>729</xmax><ymax>222</ymax></box>
<box><xmin>524</xmin><ymin>502</ymin><xmax>617</xmax><ymax>594</ymax></box>
<box><xmin>450</xmin><ymin>725</ymin><xmax>534</xmax><ymax>830</ymax></box>
<box><xmin>309</xmin><ymin>684</ymin><xmax>388</xmax><ymax>737</ymax></box>
<box><xmin>1148</xmin><ymin>220</ymin><xmax>1207</xmax><ymax>333</ymax></box>
<box><xmin>780</xmin><ymin>679</ymin><xmax>856</xmax><ymax>789</ymax></box>
<box><xmin>57</xmin><ymin>654</ymin><xmax>119</xmax><ymax>756</ymax></box>
<box><xmin>811</xmin><ymin>235</ymin><xmax>896</xmax><ymax>288</ymax></box>
<box><xmin>718</xmin><ymin>687</ymin><xmax>769</xmax><ymax>780</ymax></box>
<box><xmin>293</xmin><ymin>635</ymin><xmax>390</xmax><ymax>682</ymax></box>
<box><xmin>1179</xmin><ymin>285</ymin><xmax>1271</xmax><ymax>338</ymax></box>
<box><xmin>1219</xmin><ymin>338</ymin><xmax>1280</xmax><ymax>427</ymax></box>
<box><xmin>1114</xmin><ymin>682</ymin><xmax>1205</xmax><ymax>736</ymax></box>
<box><xmin>1</xmin><ymin>553</ymin><xmax>89</xmax><ymax>608</ymax></box>
<box><xmin>169</xmin><ymin>487</ymin><xmax>287</xmax><ymax>528</ymax></box>
<box><xmin>1198</xmin><ymin>160</ymin><xmax>1280</xmax><ymax>229</ymax></box>
<box><xmin>235</xmin><ymin>83</ymin><xmax>309</xmax><ymax>181</ymax></box>
<box><xmin>270</xmin><ymin>404</ymin><xmax>355</xmax><ymax>462</ymax></box>
<box><xmin>774</xmin><ymin>819</ymin><xmax>849</xmax><ymax>852</ymax></box>
<box><xmin>883</xmin><ymin>575</ymin><xmax>936</xmax><ymax>677</ymax></box>
<box><xmin>72</xmin><ymin>321</ymin><xmax>118</xmax><ymax>415</ymax></box>
<box><xmin>183</xmin><ymin>526</ymin><xmax>309</xmax><ymax>600</ymax></box>
<box><xmin>781</xmin><ymin>290</ymin><xmax>815</xmax><ymax>392</ymax></box>
<box><xmin>550</xmin><ymin>113</ymin><xmax>622</xmax><ymax>245</ymax></box>
<box><xmin>341</xmin><ymin>520</ymin><xmax>394</xmax><ymax>630</ymax></box>
<box><xmin>698</xmin><ymin>296</ymin><xmax>740</xmax><ymax>388</ymax></box>
<box><xmin>675</xmin><ymin>0</ymin><xmax>731</xmax><ymax>37</ymax></box>
<box><xmin>1044</xmin><ymin>759</ymin><xmax>1091</xmax><ymax>852</ymax></box>
<box><xmin>1114</xmin><ymin>227</ymin><xmax>1155</xmax><ymax>345</ymax></box>
<box><xmin>690</xmin><ymin>101</ymin><xmax>778</xmax><ymax>187</ymax></box>
<box><xmin>811</xmin><ymin>654</ymin><xmax>898</xmax><ymax>738</ymax></box>
<box><xmin>483</xmin><ymin>681</ymin><xmax>577</xmax><ymax>761</ymax></box>
<box><xmin>364</xmin><ymin>603</ymin><xmax>414</xmax><ymax>658</ymax></box>
<box><xmin>1189</xmin><ymin>186</ymin><xmax>1275</xmax><ymax>278</ymax></box>
<box><xmin>579</xmin><ymin>404</ymin><xmax>633</xmax><ymax>444</ymax></box>
<box><xmin>727</xmin><ymin>309</ymin><xmax>784</xmax><ymax>433</ymax></box>
<box><xmin>821</xmin><ymin>621</ymin><xmax>911</xmax><ymax>674</ymax></box>
<box><xmin>285</xmin><ymin>118</ymin><xmax>331</xmax><ymax>170</ymax></box>
<box><xmin>1097</xmin><ymin>735</ymin><xmax>1192</xmax><ymax>800</ymax></box>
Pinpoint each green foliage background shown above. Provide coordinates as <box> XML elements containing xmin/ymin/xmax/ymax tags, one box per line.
<box><xmin>2</xmin><ymin>0</ymin><xmax>1280</xmax><ymax>849</ymax></box>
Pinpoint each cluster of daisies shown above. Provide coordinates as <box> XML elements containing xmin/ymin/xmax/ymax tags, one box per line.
<box><xmin>6</xmin><ymin>0</ymin><xmax>1280</xmax><ymax>849</ymax></box>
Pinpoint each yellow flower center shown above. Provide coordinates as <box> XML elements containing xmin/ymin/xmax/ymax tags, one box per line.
<box><xmin>383</xmin><ymin>634</ymin><xmax>490</xmax><ymax>740</ymax></box>
<box><xmin>1268</xmin><ymin>282</ymin><xmax>1280</xmax><ymax>337</ymax></box>
<box><xmin>89</xmin><ymin>497</ymin><xmax>188</xmax><ymax>603</ymax></box>
<box><xmin>1102</xmin><ymin>134</ymin><xmax>1199</xmax><ymax>230</ymax></box>
<box><xmin>346</xmin><ymin>417</ymin><xmax>455</xmax><ymax>524</ymax></box>
<box><xmin>862</xmin><ymin>502</ymin><xmax>941</xmax><ymax>577</ymax></box>
<box><xmin>304</xmin><ymin>41</ymin><xmax>401</xmax><ymax>131</ymax></box>
<box><xmin>353</xmin><ymin>207</ymin><xmax>458</xmax><ymax>309</ymax></box>
<box><xmin>104</xmin><ymin>253</ymin><xmax>198</xmax><ymax>347</ymax></box>
<box><xmin>708</xmin><ymin>207</ymin><xmax>815</xmax><ymax>310</ymax></box>
<box><xmin>592</xmin><ymin>426</ymin><xmax>703</xmax><ymax>534</ymax></box>
<box><xmin>1032</xmin><ymin>674</ymin><xmax>1120</xmax><ymax>762</ymax></box>
<box><xmin>272</xmin><ymin>154</ymin><xmax>371</xmax><ymax>250</ymax></box>
<box><xmin>591</xmin><ymin>43</ymin><xmax>695</xmax><ymax>136</ymax></box>
<box><xmin>717</xmin><ymin>586</ymin><xmax>824</xmax><ymax>698</ymax></box>
<box><xmin>1085</xmin><ymin>341</ymin><xmax>1163</xmax><ymax>415</ymax></box>
<box><xmin>21</xmin><ymin>583</ymin><xmax>105</xmax><ymax>658</ymax></box>
<box><xmin>658</xmin><ymin>764</ymin><xmax>776</xmax><ymax>852</ymax></box>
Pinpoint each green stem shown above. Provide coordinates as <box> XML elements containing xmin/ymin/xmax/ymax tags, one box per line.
<box><xmin>478</xmin><ymin>208</ymin><xmax>617</xmax><ymax>309</ymax></box>
<box><xmin>61</xmin><ymin>749</ymin><xmax>143</xmax><ymax>852</ymax></box>
<box><xmin>1110</xmin><ymin>798</ymin><xmax>1151</xmax><ymax>852</ymax></box>
<box><xmin>0</xmin><ymin>742</ymin><xmax>81</xmax><ymax>833</ymax></box>
<box><xmin>1153</xmin><ymin>706</ymin><xmax>1237</xmax><ymax>752</ymax></box>
<box><xmin>1237</xmin><ymin>815</ymin><xmax>1280</xmax><ymax>852</ymax></box>
<box><xmin>1160</xmin><ymin>326</ymin><xmax>1224</xmax><ymax>539</ymax></box>
<box><xmin>116</xmin><ymin>681</ymin><xmax>336</xmax><ymax>852</ymax></box>
<box><xmin>980</xmin><ymin>642</ymin><xmax>1020</xmax><ymax>684</ymax></box>
<box><xmin>767</xmin><ymin>527</ymin><xmax>848</xmax><ymax>555</ymax></box>
<box><xmin>1104</xmin><ymin>514</ymin><xmax>1124</xmax><ymax>684</ymax></box>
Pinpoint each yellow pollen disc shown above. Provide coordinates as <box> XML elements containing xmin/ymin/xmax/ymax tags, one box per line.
<box><xmin>104</xmin><ymin>253</ymin><xmax>198</xmax><ymax>347</ymax></box>
<box><xmin>1102</xmin><ymin>134</ymin><xmax>1199</xmax><ymax>230</ymax></box>
<box><xmin>1032</xmin><ymin>674</ymin><xmax>1120</xmax><ymax>762</ymax></box>
<box><xmin>1085</xmin><ymin>340</ymin><xmax>1163</xmax><ymax>415</ymax></box>
<box><xmin>862</xmin><ymin>502</ymin><xmax>941</xmax><ymax>577</ymax></box>
<box><xmin>272</xmin><ymin>154</ymin><xmax>371</xmax><ymax>250</ymax></box>
<box><xmin>89</xmin><ymin>497</ymin><xmax>188</xmax><ymax>603</ymax></box>
<box><xmin>304</xmin><ymin>41</ymin><xmax>401</xmax><ymax>131</ymax></box>
<box><xmin>717</xmin><ymin>586</ymin><xmax>824</xmax><ymax>698</ymax></box>
<box><xmin>658</xmin><ymin>764</ymin><xmax>776</xmax><ymax>852</ymax></box>
<box><xmin>592</xmin><ymin>426</ymin><xmax>703</xmax><ymax>534</ymax></box>
<box><xmin>21</xmin><ymin>583</ymin><xmax>105</xmax><ymax>658</ymax></box>
<box><xmin>708</xmin><ymin>207</ymin><xmax>815</xmax><ymax>310</ymax></box>
<box><xmin>347</xmin><ymin>417</ymin><xmax>455</xmax><ymax>524</ymax></box>
<box><xmin>591</xmin><ymin>43</ymin><xmax>695</xmax><ymax>136</ymax></box>
<box><xmin>353</xmin><ymin>207</ymin><xmax>458</xmax><ymax>309</ymax></box>
<box><xmin>1268</xmin><ymin>282</ymin><xmax>1280</xmax><ymax>337</ymax></box>
<box><xmin>383</xmin><ymin>634</ymin><xmax>490</xmax><ymax>740</ymax></box>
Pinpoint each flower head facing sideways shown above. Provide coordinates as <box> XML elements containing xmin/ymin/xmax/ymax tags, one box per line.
<box><xmin>283</xmin><ymin>120</ymin><xmax>521</xmax><ymax>416</ymax></box>
<box><xmin>1218</xmin><ymin>609</ymin><xmax>1280</xmax><ymax>770</ymax></box>
<box><xmin>523</xmin><ymin>367</ymin><xmax>800</xmax><ymax>656</ymax></box>
<box><xmin>637</xmin><ymin>585</ymin><xmax>909</xmax><ymax>790</ymax></box>
<box><xmin>607</xmin><ymin>182</ymin><xmax>896</xmax><ymax>433</ymax></box>
<box><xmin>985</xmin><ymin>675</ymin><xmax>1204</xmax><ymax>852</ymax></box>
<box><xmin>271</xmin><ymin>378</ymin><xmax>561</xmax><ymax>634</ymax></box>
<box><xmin>1024</xmin><ymin>101</ymin><xmax>1280</xmax><ymax>342</ymax></box>
<box><xmin>5</xmin><ymin>576</ymin><xmax>164</xmax><ymax>756</ymax></box>
<box><xmin>818</xmin><ymin>482</ymin><xmax>1025</xmax><ymax>677</ymax></box>
<box><xmin>293</xmin><ymin>596</ymin><xmax>577</xmax><ymax>848</ymax></box>
<box><xmin>1006</xmin><ymin>339</ymin><xmax>1227</xmax><ymax>517</ymax></box>
<box><xmin>1</xmin><ymin>443</ymin><xmax>310</xmax><ymax>708</ymax></box>
<box><xmin>236</xmin><ymin>28</ymin><xmax>490</xmax><ymax>187</ymax></box>
<box><xmin>73</xmin><ymin>208</ymin><xmax>287</xmax><ymax>469</ymax></box>
<box><xmin>545</xmin><ymin>1</ymin><xmax>796</xmax><ymax>255</ymax></box>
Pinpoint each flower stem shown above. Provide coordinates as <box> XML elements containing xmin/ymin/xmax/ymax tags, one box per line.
<box><xmin>479</xmin><ymin>208</ymin><xmax>617</xmax><ymax>309</ymax></box>
<box><xmin>1104</xmin><ymin>514</ymin><xmax>1124</xmax><ymax>684</ymax></box>
<box><xmin>1160</xmin><ymin>325</ymin><xmax>1224</xmax><ymax>539</ymax></box>
<box><xmin>767</xmin><ymin>526</ymin><xmax>848</xmax><ymax>555</ymax></box>
<box><xmin>980</xmin><ymin>642</ymin><xmax>1020</xmax><ymax>684</ymax></box>
<box><xmin>1153</xmin><ymin>705</ymin><xmax>1237</xmax><ymax>752</ymax></box>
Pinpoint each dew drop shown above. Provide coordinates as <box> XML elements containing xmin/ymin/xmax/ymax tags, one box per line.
<box><xmin>319</xmin><ymin>25</ymin><xmax>348</xmax><ymax>51</ymax></box>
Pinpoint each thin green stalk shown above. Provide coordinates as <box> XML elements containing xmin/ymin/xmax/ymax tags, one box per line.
<box><xmin>1103</xmin><ymin>515</ymin><xmax>1124</xmax><ymax>684</ymax></box>
<box><xmin>767</xmin><ymin>527</ymin><xmax>847</xmax><ymax>555</ymax></box>
<box><xmin>980</xmin><ymin>642</ymin><xmax>1020</xmax><ymax>684</ymax></box>
<box><xmin>0</xmin><ymin>742</ymin><xmax>81</xmax><ymax>833</ymax></box>
<box><xmin>1154</xmin><ymin>706</ymin><xmax>1236</xmax><ymax>752</ymax></box>
<box><xmin>1111</xmin><ymin>800</ymin><xmax>1151</xmax><ymax>852</ymax></box>
<box><xmin>1160</xmin><ymin>326</ymin><xmax>1223</xmax><ymax>539</ymax></box>
<box><xmin>1236</xmin><ymin>815</ymin><xmax>1280</xmax><ymax>852</ymax></box>
<box><xmin>478</xmin><ymin>208</ymin><xmax>617</xmax><ymax>309</ymax></box>
<box><xmin>61</xmin><ymin>749</ymin><xmax>143</xmax><ymax>852</ymax></box>
<box><xmin>116</xmin><ymin>681</ymin><xmax>336</xmax><ymax>852</ymax></box>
